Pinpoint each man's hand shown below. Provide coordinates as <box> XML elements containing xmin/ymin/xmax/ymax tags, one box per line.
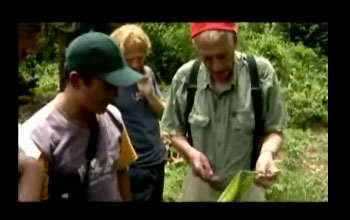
<box><xmin>170</xmin><ymin>135</ymin><xmax>219</xmax><ymax>182</ymax></box>
<box><xmin>137</xmin><ymin>75</ymin><xmax>154</xmax><ymax>98</ymax></box>
<box><xmin>254</xmin><ymin>132</ymin><xmax>282</xmax><ymax>187</ymax></box>
<box><xmin>137</xmin><ymin>74</ymin><xmax>164</xmax><ymax>118</ymax></box>
<box><xmin>255</xmin><ymin>151</ymin><xmax>280</xmax><ymax>187</ymax></box>
<box><xmin>188</xmin><ymin>148</ymin><xmax>219</xmax><ymax>182</ymax></box>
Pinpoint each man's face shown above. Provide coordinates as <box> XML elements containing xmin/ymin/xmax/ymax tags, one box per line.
<box><xmin>123</xmin><ymin>42</ymin><xmax>147</xmax><ymax>74</ymax></box>
<box><xmin>194</xmin><ymin>32</ymin><xmax>235</xmax><ymax>80</ymax></box>
<box><xmin>77</xmin><ymin>76</ymin><xmax>118</xmax><ymax>114</ymax></box>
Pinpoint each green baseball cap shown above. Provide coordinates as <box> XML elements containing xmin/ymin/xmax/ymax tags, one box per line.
<box><xmin>65</xmin><ymin>31</ymin><xmax>143</xmax><ymax>87</ymax></box>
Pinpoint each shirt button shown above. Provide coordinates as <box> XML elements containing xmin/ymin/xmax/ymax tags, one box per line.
<box><xmin>217</xmin><ymin>142</ymin><xmax>221</xmax><ymax>147</ymax></box>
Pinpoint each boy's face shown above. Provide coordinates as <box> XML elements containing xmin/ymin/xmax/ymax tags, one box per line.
<box><xmin>123</xmin><ymin>42</ymin><xmax>147</xmax><ymax>74</ymax></box>
<box><xmin>77</xmin><ymin>75</ymin><xmax>119</xmax><ymax>114</ymax></box>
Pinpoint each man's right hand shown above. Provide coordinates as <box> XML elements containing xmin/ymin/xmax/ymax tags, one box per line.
<box><xmin>188</xmin><ymin>148</ymin><xmax>219</xmax><ymax>182</ymax></box>
<box><xmin>169</xmin><ymin>135</ymin><xmax>219</xmax><ymax>182</ymax></box>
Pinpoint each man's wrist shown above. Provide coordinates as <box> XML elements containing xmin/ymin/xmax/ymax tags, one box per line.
<box><xmin>184</xmin><ymin>146</ymin><xmax>197</xmax><ymax>163</ymax></box>
<box><xmin>260</xmin><ymin>149</ymin><xmax>275</xmax><ymax>159</ymax></box>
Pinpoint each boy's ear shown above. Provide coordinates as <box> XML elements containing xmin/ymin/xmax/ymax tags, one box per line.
<box><xmin>68</xmin><ymin>71</ymin><xmax>81</xmax><ymax>89</ymax></box>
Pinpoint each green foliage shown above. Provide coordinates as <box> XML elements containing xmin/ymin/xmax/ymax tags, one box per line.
<box><xmin>281</xmin><ymin>128</ymin><xmax>308</xmax><ymax>170</ymax></box>
<box><xmin>32</xmin><ymin>62</ymin><xmax>59</xmax><ymax>98</ymax></box>
<box><xmin>240</xmin><ymin>23</ymin><xmax>291</xmax><ymax>42</ymax></box>
<box><xmin>66</xmin><ymin>23</ymin><xmax>119</xmax><ymax>45</ymax></box>
<box><xmin>238</xmin><ymin>23</ymin><xmax>328</xmax><ymax>127</ymax></box>
<box><xmin>18</xmin><ymin>23</ymin><xmax>60</xmax><ymax>98</ymax></box>
<box><xmin>163</xmin><ymin>162</ymin><xmax>187</xmax><ymax>202</ymax></box>
<box><xmin>19</xmin><ymin>54</ymin><xmax>59</xmax><ymax>99</ymax></box>
<box><xmin>265</xmin><ymin>128</ymin><xmax>328</xmax><ymax>202</ymax></box>
<box><xmin>266</xmin><ymin>170</ymin><xmax>326</xmax><ymax>201</ymax></box>
<box><xmin>36</xmin><ymin>23</ymin><xmax>59</xmax><ymax>63</ymax></box>
<box><xmin>138</xmin><ymin>22</ymin><xmax>196</xmax><ymax>83</ymax></box>
<box><xmin>19</xmin><ymin>54</ymin><xmax>39</xmax><ymax>80</ymax></box>
<box><xmin>240</xmin><ymin>22</ymin><xmax>328</xmax><ymax>56</ymax></box>
<box><xmin>290</xmin><ymin>23</ymin><xmax>328</xmax><ymax>56</ymax></box>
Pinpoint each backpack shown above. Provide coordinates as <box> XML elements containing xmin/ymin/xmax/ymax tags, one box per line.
<box><xmin>184</xmin><ymin>55</ymin><xmax>264</xmax><ymax>170</ymax></box>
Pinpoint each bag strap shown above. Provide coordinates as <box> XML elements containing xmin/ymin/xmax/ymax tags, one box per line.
<box><xmin>246</xmin><ymin>55</ymin><xmax>264</xmax><ymax>170</ymax></box>
<box><xmin>185</xmin><ymin>59</ymin><xmax>201</xmax><ymax>146</ymax></box>
<box><xmin>106</xmin><ymin>109</ymin><xmax>124</xmax><ymax>134</ymax></box>
<box><xmin>83</xmin><ymin>115</ymin><xmax>99</xmax><ymax>189</ymax></box>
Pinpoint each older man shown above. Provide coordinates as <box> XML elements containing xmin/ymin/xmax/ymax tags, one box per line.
<box><xmin>161</xmin><ymin>22</ymin><xmax>287</xmax><ymax>201</ymax></box>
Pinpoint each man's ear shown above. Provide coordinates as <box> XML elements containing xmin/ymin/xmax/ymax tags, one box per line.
<box><xmin>192</xmin><ymin>39</ymin><xmax>199</xmax><ymax>57</ymax></box>
<box><xmin>194</xmin><ymin>49</ymin><xmax>200</xmax><ymax>59</ymax></box>
<box><xmin>68</xmin><ymin>71</ymin><xmax>81</xmax><ymax>89</ymax></box>
<box><xmin>233</xmin><ymin>34</ymin><xmax>238</xmax><ymax>51</ymax></box>
<box><xmin>193</xmin><ymin>45</ymin><xmax>201</xmax><ymax>60</ymax></box>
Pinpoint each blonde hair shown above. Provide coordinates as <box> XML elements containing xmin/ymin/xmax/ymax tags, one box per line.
<box><xmin>110</xmin><ymin>24</ymin><xmax>151</xmax><ymax>56</ymax></box>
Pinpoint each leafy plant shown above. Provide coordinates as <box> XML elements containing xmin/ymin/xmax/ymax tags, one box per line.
<box><xmin>238</xmin><ymin>23</ymin><xmax>328</xmax><ymax>127</ymax></box>
<box><xmin>137</xmin><ymin>22</ymin><xmax>196</xmax><ymax>84</ymax></box>
<box><xmin>163</xmin><ymin>161</ymin><xmax>187</xmax><ymax>202</ymax></box>
<box><xmin>266</xmin><ymin>170</ymin><xmax>326</xmax><ymax>201</ymax></box>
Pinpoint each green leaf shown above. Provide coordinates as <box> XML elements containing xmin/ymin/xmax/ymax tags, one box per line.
<box><xmin>217</xmin><ymin>171</ymin><xmax>242</xmax><ymax>202</ymax></box>
<box><xmin>217</xmin><ymin>170</ymin><xmax>256</xmax><ymax>202</ymax></box>
<box><xmin>236</xmin><ymin>171</ymin><xmax>257</xmax><ymax>201</ymax></box>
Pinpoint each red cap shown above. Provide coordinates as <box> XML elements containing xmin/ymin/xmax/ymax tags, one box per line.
<box><xmin>190</xmin><ymin>22</ymin><xmax>237</xmax><ymax>38</ymax></box>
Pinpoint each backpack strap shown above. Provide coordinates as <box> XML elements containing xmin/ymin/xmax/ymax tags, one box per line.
<box><xmin>106</xmin><ymin>110</ymin><xmax>124</xmax><ymax>134</ymax></box>
<box><xmin>185</xmin><ymin>59</ymin><xmax>201</xmax><ymax>146</ymax></box>
<box><xmin>83</xmin><ymin>115</ymin><xmax>99</xmax><ymax>189</ymax></box>
<box><xmin>246</xmin><ymin>55</ymin><xmax>264</xmax><ymax>170</ymax></box>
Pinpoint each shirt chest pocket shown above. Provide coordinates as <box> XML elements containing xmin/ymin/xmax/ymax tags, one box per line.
<box><xmin>231</xmin><ymin>110</ymin><xmax>255</xmax><ymax>134</ymax></box>
<box><xmin>188</xmin><ymin>112</ymin><xmax>210</xmax><ymax>128</ymax></box>
<box><xmin>188</xmin><ymin>112</ymin><xmax>210</xmax><ymax>141</ymax></box>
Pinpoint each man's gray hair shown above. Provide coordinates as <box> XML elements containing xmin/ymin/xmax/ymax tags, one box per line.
<box><xmin>192</xmin><ymin>30</ymin><xmax>236</xmax><ymax>48</ymax></box>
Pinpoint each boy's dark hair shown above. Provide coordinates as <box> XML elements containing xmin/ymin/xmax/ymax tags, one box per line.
<box><xmin>65</xmin><ymin>69</ymin><xmax>94</xmax><ymax>86</ymax></box>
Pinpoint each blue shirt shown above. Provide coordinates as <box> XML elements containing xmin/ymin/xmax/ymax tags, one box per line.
<box><xmin>114</xmin><ymin>66</ymin><xmax>167</xmax><ymax>167</ymax></box>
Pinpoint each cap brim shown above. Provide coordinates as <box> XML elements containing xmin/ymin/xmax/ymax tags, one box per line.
<box><xmin>98</xmin><ymin>66</ymin><xmax>144</xmax><ymax>87</ymax></box>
